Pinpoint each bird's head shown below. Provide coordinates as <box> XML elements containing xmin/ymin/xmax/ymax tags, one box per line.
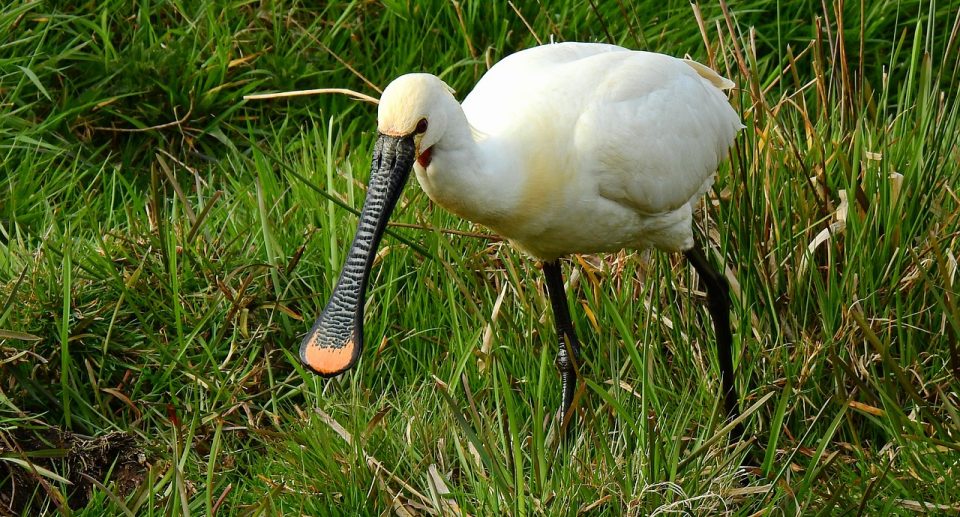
<box><xmin>299</xmin><ymin>73</ymin><xmax>455</xmax><ymax>377</ymax></box>
<box><xmin>377</xmin><ymin>73</ymin><xmax>457</xmax><ymax>167</ymax></box>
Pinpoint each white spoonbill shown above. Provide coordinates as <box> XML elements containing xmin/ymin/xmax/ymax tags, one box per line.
<box><xmin>300</xmin><ymin>42</ymin><xmax>744</xmax><ymax>430</ymax></box>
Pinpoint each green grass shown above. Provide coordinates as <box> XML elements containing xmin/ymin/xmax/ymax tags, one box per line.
<box><xmin>2</xmin><ymin>0</ymin><xmax>959</xmax><ymax>514</ymax></box>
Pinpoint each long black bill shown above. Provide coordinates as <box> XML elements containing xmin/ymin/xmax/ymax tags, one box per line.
<box><xmin>300</xmin><ymin>133</ymin><xmax>415</xmax><ymax>376</ymax></box>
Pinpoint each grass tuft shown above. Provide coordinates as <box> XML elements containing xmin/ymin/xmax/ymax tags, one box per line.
<box><xmin>2</xmin><ymin>0</ymin><xmax>959</xmax><ymax>514</ymax></box>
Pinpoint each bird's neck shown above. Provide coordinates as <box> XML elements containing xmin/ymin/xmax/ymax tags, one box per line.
<box><xmin>413</xmin><ymin>106</ymin><xmax>519</xmax><ymax>230</ymax></box>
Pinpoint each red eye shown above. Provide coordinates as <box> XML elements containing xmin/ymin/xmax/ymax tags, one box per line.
<box><xmin>415</xmin><ymin>118</ymin><xmax>428</xmax><ymax>134</ymax></box>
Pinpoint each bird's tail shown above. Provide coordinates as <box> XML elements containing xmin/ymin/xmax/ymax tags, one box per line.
<box><xmin>682</xmin><ymin>59</ymin><xmax>736</xmax><ymax>91</ymax></box>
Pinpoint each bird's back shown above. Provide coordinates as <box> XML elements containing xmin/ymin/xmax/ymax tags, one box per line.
<box><xmin>462</xmin><ymin>42</ymin><xmax>742</xmax><ymax>217</ymax></box>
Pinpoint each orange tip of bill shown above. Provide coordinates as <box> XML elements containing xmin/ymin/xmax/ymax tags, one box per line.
<box><xmin>301</xmin><ymin>337</ymin><xmax>358</xmax><ymax>376</ymax></box>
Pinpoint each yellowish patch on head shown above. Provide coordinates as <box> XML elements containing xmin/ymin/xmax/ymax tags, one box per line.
<box><xmin>302</xmin><ymin>338</ymin><xmax>357</xmax><ymax>375</ymax></box>
<box><xmin>378</xmin><ymin>73</ymin><xmax>455</xmax><ymax>136</ymax></box>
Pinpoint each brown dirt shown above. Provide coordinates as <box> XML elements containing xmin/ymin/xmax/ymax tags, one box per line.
<box><xmin>1</xmin><ymin>429</ymin><xmax>148</xmax><ymax>514</ymax></box>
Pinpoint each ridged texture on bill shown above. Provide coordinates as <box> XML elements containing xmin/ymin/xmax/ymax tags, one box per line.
<box><xmin>300</xmin><ymin>134</ymin><xmax>415</xmax><ymax>376</ymax></box>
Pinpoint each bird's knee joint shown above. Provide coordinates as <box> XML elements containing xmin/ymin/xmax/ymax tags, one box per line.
<box><xmin>714</xmin><ymin>275</ymin><xmax>730</xmax><ymax>297</ymax></box>
<box><xmin>708</xmin><ymin>278</ymin><xmax>730</xmax><ymax>310</ymax></box>
<box><xmin>709</xmin><ymin>295</ymin><xmax>730</xmax><ymax>313</ymax></box>
<box><xmin>555</xmin><ymin>348</ymin><xmax>572</xmax><ymax>373</ymax></box>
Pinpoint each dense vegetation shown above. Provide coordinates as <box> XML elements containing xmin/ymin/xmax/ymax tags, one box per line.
<box><xmin>2</xmin><ymin>0</ymin><xmax>959</xmax><ymax>514</ymax></box>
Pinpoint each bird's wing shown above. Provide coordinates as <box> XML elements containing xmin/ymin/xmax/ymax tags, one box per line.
<box><xmin>464</xmin><ymin>43</ymin><xmax>741</xmax><ymax>216</ymax></box>
<box><xmin>462</xmin><ymin>42</ymin><xmax>626</xmax><ymax>136</ymax></box>
<box><xmin>576</xmin><ymin>52</ymin><xmax>743</xmax><ymax>215</ymax></box>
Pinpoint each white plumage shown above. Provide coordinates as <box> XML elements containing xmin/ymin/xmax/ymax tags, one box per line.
<box><xmin>378</xmin><ymin>42</ymin><xmax>742</xmax><ymax>260</ymax></box>
<box><xmin>304</xmin><ymin>42</ymin><xmax>745</xmax><ymax>430</ymax></box>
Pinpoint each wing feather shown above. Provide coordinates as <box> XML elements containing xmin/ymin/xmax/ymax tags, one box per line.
<box><xmin>462</xmin><ymin>43</ymin><xmax>742</xmax><ymax>215</ymax></box>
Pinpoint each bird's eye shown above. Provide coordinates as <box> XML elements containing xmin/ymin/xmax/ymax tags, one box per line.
<box><xmin>415</xmin><ymin>118</ymin><xmax>428</xmax><ymax>134</ymax></box>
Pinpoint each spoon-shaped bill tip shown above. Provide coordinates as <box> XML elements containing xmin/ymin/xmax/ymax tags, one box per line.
<box><xmin>300</xmin><ymin>330</ymin><xmax>358</xmax><ymax>377</ymax></box>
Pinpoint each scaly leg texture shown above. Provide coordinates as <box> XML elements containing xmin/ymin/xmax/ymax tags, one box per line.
<box><xmin>543</xmin><ymin>260</ymin><xmax>582</xmax><ymax>426</ymax></box>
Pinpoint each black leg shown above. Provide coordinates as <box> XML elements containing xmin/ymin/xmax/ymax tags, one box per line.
<box><xmin>543</xmin><ymin>260</ymin><xmax>582</xmax><ymax>426</ymax></box>
<box><xmin>684</xmin><ymin>243</ymin><xmax>743</xmax><ymax>438</ymax></box>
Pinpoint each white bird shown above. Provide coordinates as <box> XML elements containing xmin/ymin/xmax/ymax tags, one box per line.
<box><xmin>300</xmin><ymin>42</ymin><xmax>744</xmax><ymax>431</ymax></box>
